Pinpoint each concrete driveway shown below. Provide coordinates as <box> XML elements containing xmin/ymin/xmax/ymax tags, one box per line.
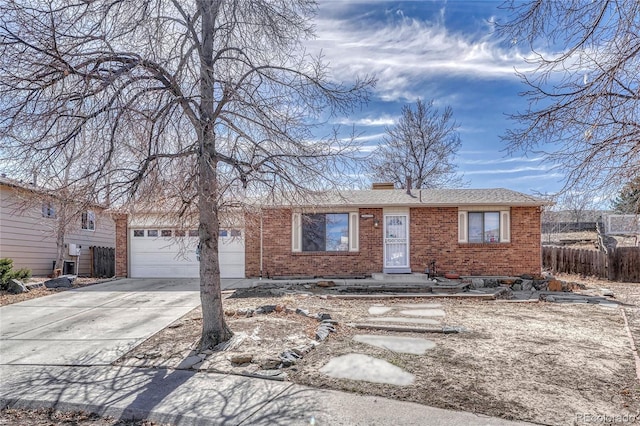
<box><xmin>0</xmin><ymin>278</ymin><xmax>249</xmax><ymax>366</ymax></box>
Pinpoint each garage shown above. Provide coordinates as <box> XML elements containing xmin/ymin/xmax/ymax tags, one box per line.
<box><xmin>129</xmin><ymin>227</ymin><xmax>245</xmax><ymax>278</ymax></box>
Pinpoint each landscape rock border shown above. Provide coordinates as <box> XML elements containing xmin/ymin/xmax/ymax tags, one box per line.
<box><xmin>178</xmin><ymin>304</ymin><xmax>340</xmax><ymax>375</ymax></box>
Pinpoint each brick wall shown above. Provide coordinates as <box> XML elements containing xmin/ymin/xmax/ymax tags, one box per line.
<box><xmin>410</xmin><ymin>206</ymin><xmax>541</xmax><ymax>276</ymax></box>
<box><xmin>246</xmin><ymin>206</ymin><xmax>542</xmax><ymax>278</ymax></box>
<box><xmin>245</xmin><ymin>208</ymin><xmax>384</xmax><ymax>277</ymax></box>
<box><xmin>113</xmin><ymin>213</ymin><xmax>128</xmax><ymax>277</ymax></box>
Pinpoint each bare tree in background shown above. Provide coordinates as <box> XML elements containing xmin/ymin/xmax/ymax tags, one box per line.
<box><xmin>498</xmin><ymin>1</ymin><xmax>640</xmax><ymax>204</ymax></box>
<box><xmin>368</xmin><ymin>99</ymin><xmax>463</xmax><ymax>189</ymax></box>
<box><xmin>0</xmin><ymin>0</ymin><xmax>373</xmax><ymax>348</ymax></box>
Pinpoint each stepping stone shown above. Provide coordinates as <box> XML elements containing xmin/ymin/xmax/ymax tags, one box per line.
<box><xmin>353</xmin><ymin>334</ymin><xmax>436</xmax><ymax>355</ymax></box>
<box><xmin>368</xmin><ymin>306</ymin><xmax>394</xmax><ymax>315</ymax></box>
<box><xmin>319</xmin><ymin>353</ymin><xmax>414</xmax><ymax>386</ymax></box>
<box><xmin>398</xmin><ymin>303</ymin><xmax>442</xmax><ymax>309</ymax></box>
<box><xmin>362</xmin><ymin>317</ymin><xmax>440</xmax><ymax>325</ymax></box>
<box><xmin>399</xmin><ymin>309</ymin><xmax>446</xmax><ymax>317</ymax></box>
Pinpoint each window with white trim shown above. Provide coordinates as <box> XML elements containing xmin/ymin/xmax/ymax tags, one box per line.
<box><xmin>458</xmin><ymin>210</ymin><xmax>510</xmax><ymax>243</ymax></box>
<box><xmin>81</xmin><ymin>210</ymin><xmax>96</xmax><ymax>231</ymax></box>
<box><xmin>292</xmin><ymin>212</ymin><xmax>359</xmax><ymax>252</ymax></box>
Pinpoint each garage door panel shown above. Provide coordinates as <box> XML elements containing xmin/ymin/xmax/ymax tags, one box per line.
<box><xmin>130</xmin><ymin>231</ymin><xmax>244</xmax><ymax>278</ymax></box>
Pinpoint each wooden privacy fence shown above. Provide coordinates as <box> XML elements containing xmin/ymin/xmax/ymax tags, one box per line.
<box><xmin>543</xmin><ymin>246</ymin><xmax>640</xmax><ymax>282</ymax></box>
<box><xmin>90</xmin><ymin>246</ymin><xmax>115</xmax><ymax>278</ymax></box>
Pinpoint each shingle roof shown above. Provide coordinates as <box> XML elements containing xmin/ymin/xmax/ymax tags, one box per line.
<box><xmin>284</xmin><ymin>188</ymin><xmax>547</xmax><ymax>208</ymax></box>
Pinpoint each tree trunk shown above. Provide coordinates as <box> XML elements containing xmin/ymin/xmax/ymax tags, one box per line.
<box><xmin>198</xmin><ymin>0</ymin><xmax>232</xmax><ymax>349</ymax></box>
<box><xmin>54</xmin><ymin>209</ymin><xmax>66</xmax><ymax>272</ymax></box>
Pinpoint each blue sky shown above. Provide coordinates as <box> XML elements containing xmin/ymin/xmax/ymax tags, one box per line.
<box><xmin>308</xmin><ymin>0</ymin><xmax>563</xmax><ymax>195</ymax></box>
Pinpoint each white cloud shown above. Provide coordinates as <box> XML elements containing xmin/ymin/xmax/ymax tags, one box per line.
<box><xmin>333</xmin><ymin>116</ymin><xmax>396</xmax><ymax>127</ymax></box>
<box><xmin>308</xmin><ymin>8</ymin><xmax>535</xmax><ymax>102</ymax></box>
<box><xmin>462</xmin><ymin>165</ymin><xmax>550</xmax><ymax>175</ymax></box>
<box><xmin>458</xmin><ymin>156</ymin><xmax>545</xmax><ymax>165</ymax></box>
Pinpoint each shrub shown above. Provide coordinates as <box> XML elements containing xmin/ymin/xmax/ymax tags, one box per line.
<box><xmin>0</xmin><ymin>258</ymin><xmax>32</xmax><ymax>289</ymax></box>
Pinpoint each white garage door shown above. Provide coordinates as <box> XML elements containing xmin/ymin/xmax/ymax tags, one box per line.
<box><xmin>129</xmin><ymin>228</ymin><xmax>245</xmax><ymax>278</ymax></box>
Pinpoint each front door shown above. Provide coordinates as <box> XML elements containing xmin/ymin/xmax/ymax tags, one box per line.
<box><xmin>383</xmin><ymin>213</ymin><xmax>410</xmax><ymax>273</ymax></box>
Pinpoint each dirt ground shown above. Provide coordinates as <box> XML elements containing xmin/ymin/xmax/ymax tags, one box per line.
<box><xmin>0</xmin><ymin>408</ymin><xmax>163</xmax><ymax>426</ymax></box>
<box><xmin>3</xmin><ymin>274</ymin><xmax>639</xmax><ymax>426</ymax></box>
<box><xmin>113</xmin><ymin>275</ymin><xmax>640</xmax><ymax>426</ymax></box>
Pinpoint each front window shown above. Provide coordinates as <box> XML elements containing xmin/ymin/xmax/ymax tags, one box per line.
<box><xmin>302</xmin><ymin>213</ymin><xmax>349</xmax><ymax>252</ymax></box>
<box><xmin>41</xmin><ymin>202</ymin><xmax>56</xmax><ymax>218</ymax></box>
<box><xmin>468</xmin><ymin>212</ymin><xmax>500</xmax><ymax>243</ymax></box>
<box><xmin>81</xmin><ymin>210</ymin><xmax>96</xmax><ymax>231</ymax></box>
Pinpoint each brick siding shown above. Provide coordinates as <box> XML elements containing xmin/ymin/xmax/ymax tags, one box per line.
<box><xmin>113</xmin><ymin>213</ymin><xmax>128</xmax><ymax>277</ymax></box>
<box><xmin>245</xmin><ymin>206</ymin><xmax>542</xmax><ymax>277</ymax></box>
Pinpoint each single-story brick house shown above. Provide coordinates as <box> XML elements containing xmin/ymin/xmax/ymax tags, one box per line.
<box><xmin>244</xmin><ymin>187</ymin><xmax>547</xmax><ymax>278</ymax></box>
<box><xmin>115</xmin><ymin>187</ymin><xmax>547</xmax><ymax>278</ymax></box>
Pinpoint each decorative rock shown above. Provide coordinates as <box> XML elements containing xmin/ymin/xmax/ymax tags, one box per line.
<box><xmin>470</xmin><ymin>278</ymin><xmax>485</xmax><ymax>289</ymax></box>
<box><xmin>320</xmin><ymin>354</ymin><xmax>415</xmax><ymax>386</ymax></box>
<box><xmin>601</xmin><ymin>288</ymin><xmax>614</xmax><ymax>297</ymax></box>
<box><xmin>315</xmin><ymin>323</ymin><xmax>335</xmax><ymax>341</ymax></box>
<box><xmin>295</xmin><ymin>308</ymin><xmax>310</xmax><ymax>317</ymax></box>
<box><xmin>499</xmin><ymin>279</ymin><xmax>515</xmax><ymax>286</ymax></box>
<box><xmin>398</xmin><ymin>309</ymin><xmax>446</xmax><ymax>317</ymax></box>
<box><xmin>230</xmin><ymin>353</ymin><xmax>254</xmax><ymax>364</ymax></box>
<box><xmin>520</xmin><ymin>274</ymin><xmax>534</xmax><ymax>280</ymax></box>
<box><xmin>258</xmin><ymin>357</ymin><xmax>281</xmax><ymax>369</ymax></box>
<box><xmin>256</xmin><ymin>305</ymin><xmax>277</xmax><ymax>314</ymax></box>
<box><xmin>44</xmin><ymin>277</ymin><xmax>73</xmax><ymax>289</ymax></box>
<box><xmin>317</xmin><ymin>280</ymin><xmax>336</xmax><ymax>288</ymax></box>
<box><xmin>484</xmin><ymin>279</ymin><xmax>499</xmax><ymax>288</ymax></box>
<box><xmin>545</xmin><ymin>295</ymin><xmax>556</xmax><ymax>303</ymax></box>
<box><xmin>548</xmin><ymin>280</ymin><xmax>563</xmax><ymax>292</ymax></box>
<box><xmin>177</xmin><ymin>355</ymin><xmax>202</xmax><ymax>369</ymax></box>
<box><xmin>533</xmin><ymin>280</ymin><xmax>548</xmax><ymax>291</ymax></box>
<box><xmin>521</xmin><ymin>280</ymin><xmax>533</xmax><ymax>291</ymax></box>
<box><xmin>511</xmin><ymin>283</ymin><xmax>522</xmax><ymax>291</ymax></box>
<box><xmin>275</xmin><ymin>304</ymin><xmax>284</xmax><ymax>312</ymax></box>
<box><xmin>353</xmin><ymin>334</ymin><xmax>436</xmax><ymax>355</ymax></box>
<box><xmin>368</xmin><ymin>306</ymin><xmax>394</xmax><ymax>315</ymax></box>
<box><xmin>321</xmin><ymin>319</ymin><xmax>339</xmax><ymax>325</ymax></box>
<box><xmin>6</xmin><ymin>279</ymin><xmax>28</xmax><ymax>294</ymax></box>
<box><xmin>145</xmin><ymin>351</ymin><xmax>162</xmax><ymax>359</ymax></box>
<box><xmin>317</xmin><ymin>312</ymin><xmax>332</xmax><ymax>321</ymax></box>
<box><xmin>224</xmin><ymin>310</ymin><xmax>236</xmax><ymax>316</ymax></box>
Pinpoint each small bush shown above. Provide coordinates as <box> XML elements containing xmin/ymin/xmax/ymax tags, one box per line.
<box><xmin>0</xmin><ymin>258</ymin><xmax>32</xmax><ymax>289</ymax></box>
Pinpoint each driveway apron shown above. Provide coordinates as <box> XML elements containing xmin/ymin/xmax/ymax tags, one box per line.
<box><xmin>0</xmin><ymin>278</ymin><xmax>201</xmax><ymax>366</ymax></box>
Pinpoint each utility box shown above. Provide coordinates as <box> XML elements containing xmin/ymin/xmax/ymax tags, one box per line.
<box><xmin>68</xmin><ymin>244</ymin><xmax>81</xmax><ymax>256</ymax></box>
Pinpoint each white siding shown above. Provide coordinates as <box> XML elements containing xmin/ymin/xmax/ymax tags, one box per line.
<box><xmin>0</xmin><ymin>185</ymin><xmax>115</xmax><ymax>276</ymax></box>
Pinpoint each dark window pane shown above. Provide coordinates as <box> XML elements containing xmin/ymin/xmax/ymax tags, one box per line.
<box><xmin>161</xmin><ymin>230</ymin><xmax>172</xmax><ymax>237</ymax></box>
<box><xmin>188</xmin><ymin>229</ymin><xmax>198</xmax><ymax>237</ymax></box>
<box><xmin>175</xmin><ymin>230</ymin><xmax>186</xmax><ymax>237</ymax></box>
<box><xmin>147</xmin><ymin>230</ymin><xmax>158</xmax><ymax>237</ymax></box>
<box><xmin>219</xmin><ymin>229</ymin><xmax>228</xmax><ymax>237</ymax></box>
<box><xmin>230</xmin><ymin>229</ymin><xmax>241</xmax><ymax>237</ymax></box>
<box><xmin>133</xmin><ymin>230</ymin><xmax>144</xmax><ymax>237</ymax></box>
<box><xmin>302</xmin><ymin>214</ymin><xmax>326</xmax><ymax>251</ymax></box>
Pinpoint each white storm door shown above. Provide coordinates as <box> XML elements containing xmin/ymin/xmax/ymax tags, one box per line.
<box><xmin>384</xmin><ymin>214</ymin><xmax>409</xmax><ymax>270</ymax></box>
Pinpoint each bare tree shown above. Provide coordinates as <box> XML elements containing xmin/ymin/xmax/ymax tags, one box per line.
<box><xmin>0</xmin><ymin>1</ymin><xmax>373</xmax><ymax>348</ymax></box>
<box><xmin>367</xmin><ymin>99</ymin><xmax>463</xmax><ymax>189</ymax></box>
<box><xmin>498</xmin><ymin>0</ymin><xmax>640</xmax><ymax>196</ymax></box>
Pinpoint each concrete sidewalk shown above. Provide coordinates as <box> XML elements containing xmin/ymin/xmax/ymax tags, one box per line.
<box><xmin>0</xmin><ymin>365</ymin><xmax>532</xmax><ymax>426</ymax></box>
